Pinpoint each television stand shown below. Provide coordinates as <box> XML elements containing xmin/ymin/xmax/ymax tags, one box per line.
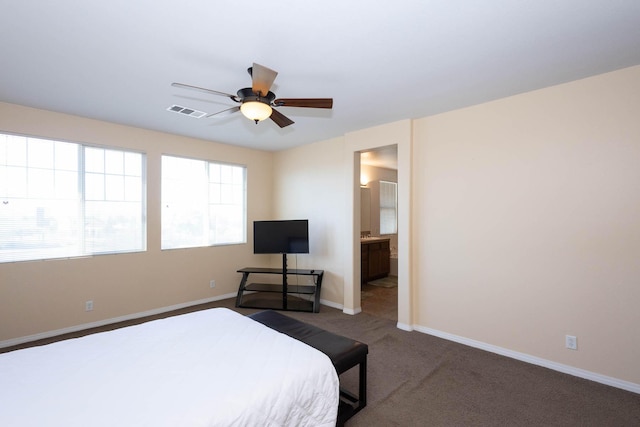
<box><xmin>235</xmin><ymin>262</ymin><xmax>324</xmax><ymax>313</ymax></box>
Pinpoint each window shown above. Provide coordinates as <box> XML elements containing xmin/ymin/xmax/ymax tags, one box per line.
<box><xmin>379</xmin><ymin>180</ymin><xmax>397</xmax><ymax>235</ymax></box>
<box><xmin>0</xmin><ymin>133</ymin><xmax>146</xmax><ymax>263</ymax></box>
<box><xmin>161</xmin><ymin>155</ymin><xmax>246</xmax><ymax>249</ymax></box>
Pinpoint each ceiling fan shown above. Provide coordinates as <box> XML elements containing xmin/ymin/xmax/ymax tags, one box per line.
<box><xmin>171</xmin><ymin>63</ymin><xmax>333</xmax><ymax>128</ymax></box>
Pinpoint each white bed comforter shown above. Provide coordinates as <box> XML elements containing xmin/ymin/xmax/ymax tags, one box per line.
<box><xmin>0</xmin><ymin>308</ymin><xmax>339</xmax><ymax>426</ymax></box>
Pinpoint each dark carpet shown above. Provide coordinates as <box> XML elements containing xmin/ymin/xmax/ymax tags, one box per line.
<box><xmin>4</xmin><ymin>288</ymin><xmax>640</xmax><ymax>426</ymax></box>
<box><xmin>222</xmin><ymin>293</ymin><xmax>640</xmax><ymax>426</ymax></box>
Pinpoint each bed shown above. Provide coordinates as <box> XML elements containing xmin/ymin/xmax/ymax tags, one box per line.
<box><xmin>0</xmin><ymin>307</ymin><xmax>339</xmax><ymax>426</ymax></box>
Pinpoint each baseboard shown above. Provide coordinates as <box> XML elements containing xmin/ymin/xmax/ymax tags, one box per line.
<box><xmin>342</xmin><ymin>306</ymin><xmax>362</xmax><ymax>315</ymax></box>
<box><xmin>319</xmin><ymin>298</ymin><xmax>343</xmax><ymax>311</ymax></box>
<box><xmin>396</xmin><ymin>322</ymin><xmax>413</xmax><ymax>331</ymax></box>
<box><xmin>0</xmin><ymin>293</ymin><xmax>238</xmax><ymax>349</ymax></box>
<box><xmin>415</xmin><ymin>325</ymin><xmax>640</xmax><ymax>395</ymax></box>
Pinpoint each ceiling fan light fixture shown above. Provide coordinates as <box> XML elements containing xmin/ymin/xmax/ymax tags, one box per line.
<box><xmin>240</xmin><ymin>101</ymin><xmax>272</xmax><ymax>123</ymax></box>
<box><xmin>173</xmin><ymin>63</ymin><xmax>332</xmax><ymax>129</ymax></box>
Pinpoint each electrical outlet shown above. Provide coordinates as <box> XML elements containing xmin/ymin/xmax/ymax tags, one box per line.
<box><xmin>565</xmin><ymin>335</ymin><xmax>577</xmax><ymax>350</ymax></box>
<box><xmin>85</xmin><ymin>300</ymin><xmax>94</xmax><ymax>312</ymax></box>
<box><xmin>209</xmin><ymin>280</ymin><xmax>216</xmax><ymax>288</ymax></box>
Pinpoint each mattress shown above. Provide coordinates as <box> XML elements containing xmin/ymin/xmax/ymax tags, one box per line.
<box><xmin>0</xmin><ymin>307</ymin><xmax>339</xmax><ymax>426</ymax></box>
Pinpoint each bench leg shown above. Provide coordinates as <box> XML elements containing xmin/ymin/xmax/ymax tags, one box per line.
<box><xmin>359</xmin><ymin>357</ymin><xmax>367</xmax><ymax>407</ymax></box>
<box><xmin>336</xmin><ymin>356</ymin><xmax>367</xmax><ymax>426</ymax></box>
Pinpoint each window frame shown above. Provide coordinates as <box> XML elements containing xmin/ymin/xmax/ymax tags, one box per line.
<box><xmin>379</xmin><ymin>180</ymin><xmax>398</xmax><ymax>235</ymax></box>
<box><xmin>0</xmin><ymin>131</ymin><xmax>147</xmax><ymax>263</ymax></box>
<box><xmin>160</xmin><ymin>154</ymin><xmax>247</xmax><ymax>250</ymax></box>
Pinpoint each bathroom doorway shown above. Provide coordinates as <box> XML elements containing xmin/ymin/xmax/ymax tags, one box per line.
<box><xmin>359</xmin><ymin>146</ymin><xmax>398</xmax><ymax>321</ymax></box>
<box><xmin>344</xmin><ymin>119</ymin><xmax>411</xmax><ymax>330</ymax></box>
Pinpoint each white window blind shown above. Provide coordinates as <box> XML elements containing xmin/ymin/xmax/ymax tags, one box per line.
<box><xmin>379</xmin><ymin>180</ymin><xmax>397</xmax><ymax>235</ymax></box>
<box><xmin>0</xmin><ymin>133</ymin><xmax>146</xmax><ymax>263</ymax></box>
<box><xmin>161</xmin><ymin>155</ymin><xmax>246</xmax><ymax>249</ymax></box>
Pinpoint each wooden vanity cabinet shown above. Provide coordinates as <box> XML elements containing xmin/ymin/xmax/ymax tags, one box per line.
<box><xmin>361</xmin><ymin>238</ymin><xmax>390</xmax><ymax>283</ymax></box>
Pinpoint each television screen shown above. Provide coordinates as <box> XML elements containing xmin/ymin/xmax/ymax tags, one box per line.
<box><xmin>253</xmin><ymin>220</ymin><xmax>309</xmax><ymax>254</ymax></box>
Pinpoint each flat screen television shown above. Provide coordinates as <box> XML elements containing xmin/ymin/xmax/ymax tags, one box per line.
<box><xmin>253</xmin><ymin>220</ymin><xmax>309</xmax><ymax>254</ymax></box>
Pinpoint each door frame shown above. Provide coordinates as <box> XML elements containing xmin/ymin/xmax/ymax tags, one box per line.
<box><xmin>343</xmin><ymin>120</ymin><xmax>413</xmax><ymax>330</ymax></box>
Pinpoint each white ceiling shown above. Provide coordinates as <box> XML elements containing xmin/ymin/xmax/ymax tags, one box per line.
<box><xmin>1</xmin><ymin>1</ymin><xmax>639</xmax><ymax>152</ymax></box>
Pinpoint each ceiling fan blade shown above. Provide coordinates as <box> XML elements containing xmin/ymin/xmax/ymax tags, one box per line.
<box><xmin>250</xmin><ymin>63</ymin><xmax>278</xmax><ymax>96</ymax></box>
<box><xmin>273</xmin><ymin>98</ymin><xmax>333</xmax><ymax>109</ymax></box>
<box><xmin>205</xmin><ymin>106</ymin><xmax>240</xmax><ymax>118</ymax></box>
<box><xmin>171</xmin><ymin>82</ymin><xmax>236</xmax><ymax>99</ymax></box>
<box><xmin>269</xmin><ymin>108</ymin><xmax>294</xmax><ymax>128</ymax></box>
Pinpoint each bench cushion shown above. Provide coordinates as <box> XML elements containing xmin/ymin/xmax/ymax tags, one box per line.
<box><xmin>248</xmin><ymin>310</ymin><xmax>368</xmax><ymax>374</ymax></box>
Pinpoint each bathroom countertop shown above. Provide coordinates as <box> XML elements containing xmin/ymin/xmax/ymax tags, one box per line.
<box><xmin>360</xmin><ymin>236</ymin><xmax>390</xmax><ymax>243</ymax></box>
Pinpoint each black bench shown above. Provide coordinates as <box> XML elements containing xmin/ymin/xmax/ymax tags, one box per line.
<box><xmin>248</xmin><ymin>310</ymin><xmax>368</xmax><ymax>426</ymax></box>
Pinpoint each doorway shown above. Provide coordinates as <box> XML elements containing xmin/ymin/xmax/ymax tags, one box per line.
<box><xmin>360</xmin><ymin>147</ymin><xmax>398</xmax><ymax>321</ymax></box>
<box><xmin>343</xmin><ymin>119</ymin><xmax>412</xmax><ymax>330</ymax></box>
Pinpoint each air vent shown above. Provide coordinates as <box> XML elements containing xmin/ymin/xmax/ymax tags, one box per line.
<box><xmin>167</xmin><ymin>105</ymin><xmax>206</xmax><ymax>118</ymax></box>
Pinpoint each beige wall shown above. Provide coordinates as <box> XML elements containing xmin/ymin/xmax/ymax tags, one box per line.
<box><xmin>413</xmin><ymin>65</ymin><xmax>640</xmax><ymax>385</ymax></box>
<box><xmin>0</xmin><ymin>102</ymin><xmax>274</xmax><ymax>342</ymax></box>
<box><xmin>271</xmin><ymin>137</ymin><xmax>347</xmax><ymax>306</ymax></box>
<box><xmin>2</xmin><ymin>64</ymin><xmax>639</xmax><ymax>389</ymax></box>
<box><xmin>272</xmin><ymin>66</ymin><xmax>640</xmax><ymax>388</ymax></box>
